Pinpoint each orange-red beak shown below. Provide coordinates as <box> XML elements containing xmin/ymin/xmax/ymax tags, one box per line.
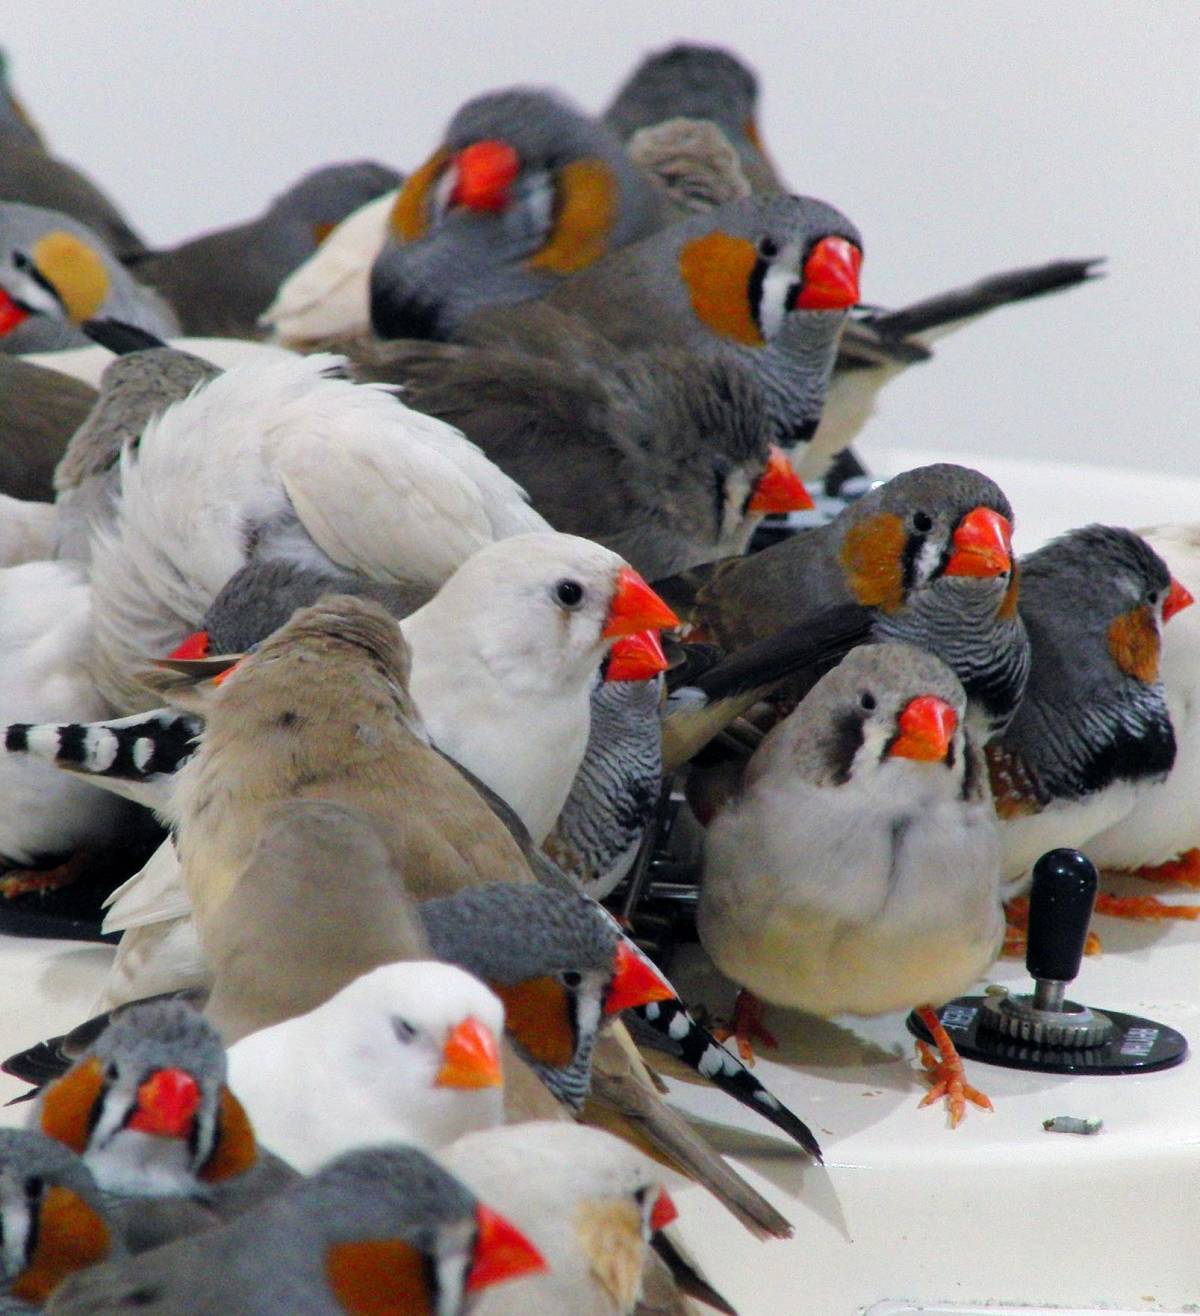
<box><xmin>649</xmin><ymin>1186</ymin><xmax>678</xmax><ymax>1234</ymax></box>
<box><xmin>888</xmin><ymin>695</ymin><xmax>957</xmax><ymax>762</ymax></box>
<box><xmin>747</xmin><ymin>446</ymin><xmax>815</xmax><ymax>515</ymax></box>
<box><xmin>0</xmin><ymin>287</ymin><xmax>29</xmax><ymax>335</ymax></box>
<box><xmin>606</xmin><ymin>630</ymin><xmax>669</xmax><ymax>682</ymax></box>
<box><xmin>436</xmin><ymin>1016</ymin><xmax>503</xmax><ymax>1090</ymax></box>
<box><xmin>793</xmin><ymin>236</ymin><xmax>862</xmax><ymax>311</ymax></box>
<box><xmin>466</xmin><ymin>1203</ymin><xmax>547</xmax><ymax>1293</ymax></box>
<box><xmin>944</xmin><ymin>507</ymin><xmax>1012</xmax><ymax>579</ymax></box>
<box><xmin>1164</xmin><ymin>577</ymin><xmax>1194</xmax><ymax>623</ymax></box>
<box><xmin>126</xmin><ymin>1068</ymin><xmax>201</xmax><ymax>1139</ymax></box>
<box><xmin>603</xmin><ymin>940</ymin><xmax>676</xmax><ymax>1016</ymax></box>
<box><xmin>602</xmin><ymin>567</ymin><xmax>679</xmax><ymax>640</ymax></box>
<box><xmin>451</xmin><ymin>139</ymin><xmax>520</xmax><ymax>213</ymax></box>
<box><xmin>167</xmin><ymin>630</ymin><xmax>211</xmax><ymax>660</ymax></box>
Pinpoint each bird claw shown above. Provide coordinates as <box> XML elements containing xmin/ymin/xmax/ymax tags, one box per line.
<box><xmin>1131</xmin><ymin>847</ymin><xmax>1200</xmax><ymax>888</ymax></box>
<box><xmin>0</xmin><ymin>858</ymin><xmax>84</xmax><ymax>899</ymax></box>
<box><xmin>714</xmin><ymin>990</ymin><xmax>778</xmax><ymax>1067</ymax></box>
<box><xmin>1093</xmin><ymin>893</ymin><xmax>1200</xmax><ymax>921</ymax></box>
<box><xmin>1002</xmin><ymin>897</ymin><xmax>1101</xmax><ymax>957</ymax></box>
<box><xmin>914</xmin><ymin>1006</ymin><xmax>992</xmax><ymax>1128</ymax></box>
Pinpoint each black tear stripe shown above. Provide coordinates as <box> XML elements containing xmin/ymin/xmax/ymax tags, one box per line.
<box><xmin>826</xmin><ymin>709</ymin><xmax>865</xmax><ymax>785</ymax></box>
<box><xmin>747</xmin><ymin>256</ymin><xmax>769</xmax><ymax>338</ymax></box>
<box><xmin>634</xmin><ymin>1000</ymin><xmax>822</xmax><ymax>1160</ymax></box>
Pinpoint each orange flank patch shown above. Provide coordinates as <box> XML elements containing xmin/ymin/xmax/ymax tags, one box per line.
<box><xmin>199</xmin><ymin>1086</ymin><xmax>259</xmax><ymax>1182</ymax></box>
<box><xmin>39</xmin><ymin>1058</ymin><xmax>104</xmax><ymax>1153</ymax></box>
<box><xmin>1107</xmin><ymin>605</ymin><xmax>1160</xmax><ymax>684</ymax></box>
<box><xmin>677</xmin><ymin>231</ymin><xmax>763</xmax><ymax>346</ymax></box>
<box><xmin>491</xmin><ymin>976</ymin><xmax>575</xmax><ymax>1068</ymax></box>
<box><xmin>389</xmin><ymin>148</ymin><xmax>450</xmax><ymax>242</ymax></box>
<box><xmin>326</xmin><ymin>1239</ymin><xmax>432</xmax><ymax>1315</ymax></box>
<box><xmin>985</xmin><ymin>742</ymin><xmax>1044</xmax><ymax>820</ymax></box>
<box><xmin>527</xmin><ymin>158</ymin><xmax>617</xmax><ymax>276</ymax></box>
<box><xmin>11</xmin><ymin>1187</ymin><xmax>112</xmax><ymax>1302</ymax></box>
<box><xmin>837</xmin><ymin>513</ymin><xmax>906</xmax><ymax>612</ymax></box>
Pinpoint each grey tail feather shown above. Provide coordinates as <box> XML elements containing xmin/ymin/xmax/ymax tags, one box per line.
<box><xmin>863</xmin><ymin>257</ymin><xmax>1105</xmax><ymax>341</ymax></box>
<box><xmin>632</xmin><ymin>1000</ymin><xmax>822</xmax><ymax>1161</ymax></box>
<box><xmin>81</xmin><ymin>318</ymin><xmax>170</xmax><ymax>354</ymax></box>
<box><xmin>4</xmin><ymin>710</ymin><xmax>202</xmax><ymax>783</ymax></box>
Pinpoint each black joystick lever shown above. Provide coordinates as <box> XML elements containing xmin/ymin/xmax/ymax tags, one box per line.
<box><xmin>907</xmin><ymin>848</ymin><xmax>1188</xmax><ymax>1075</ymax></box>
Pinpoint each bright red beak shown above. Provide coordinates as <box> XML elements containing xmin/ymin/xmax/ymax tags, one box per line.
<box><xmin>436</xmin><ymin>1016</ymin><xmax>503</xmax><ymax>1090</ymax></box>
<box><xmin>126</xmin><ymin>1068</ymin><xmax>201</xmax><ymax>1139</ymax></box>
<box><xmin>606</xmin><ymin>630</ymin><xmax>669</xmax><ymax>682</ymax></box>
<box><xmin>602</xmin><ymin>567</ymin><xmax>679</xmax><ymax>640</ymax></box>
<box><xmin>747</xmin><ymin>446</ymin><xmax>815</xmax><ymax>514</ymax></box>
<box><xmin>0</xmin><ymin>287</ymin><xmax>29</xmax><ymax>335</ymax></box>
<box><xmin>944</xmin><ymin>507</ymin><xmax>1012</xmax><ymax>579</ymax></box>
<box><xmin>466</xmin><ymin>1203</ymin><xmax>547</xmax><ymax>1293</ymax></box>
<box><xmin>451</xmin><ymin>139</ymin><xmax>520</xmax><ymax>213</ymax></box>
<box><xmin>793</xmin><ymin>236</ymin><xmax>862</xmax><ymax>311</ymax></box>
<box><xmin>1163</xmin><ymin>577</ymin><xmax>1194</xmax><ymax>623</ymax></box>
<box><xmin>167</xmin><ymin>630</ymin><xmax>211</xmax><ymax>660</ymax></box>
<box><xmin>888</xmin><ymin>695</ymin><xmax>957</xmax><ymax>762</ymax></box>
<box><xmin>603</xmin><ymin>940</ymin><xmax>676</xmax><ymax>1016</ymax></box>
<box><xmin>649</xmin><ymin>1186</ymin><xmax>679</xmax><ymax>1234</ymax></box>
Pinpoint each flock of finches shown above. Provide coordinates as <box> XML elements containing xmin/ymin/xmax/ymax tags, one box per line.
<box><xmin>0</xmin><ymin>35</ymin><xmax>1195</xmax><ymax>1316</ymax></box>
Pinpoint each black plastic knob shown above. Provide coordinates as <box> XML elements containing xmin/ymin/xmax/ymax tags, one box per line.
<box><xmin>1026</xmin><ymin>848</ymin><xmax>1098</xmax><ymax>983</ymax></box>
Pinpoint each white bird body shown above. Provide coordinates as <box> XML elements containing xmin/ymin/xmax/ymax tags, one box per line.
<box><xmin>225</xmin><ymin>962</ymin><xmax>505</xmax><ymax>1173</ymax></box>
<box><xmin>0</xmin><ymin>492</ymin><xmax>58</xmax><ymax>566</ymax></box>
<box><xmin>21</xmin><ymin>338</ymin><xmax>297</xmax><ymax>387</ymax></box>
<box><xmin>260</xmin><ymin>189</ymin><xmax>396</xmax><ymax>347</ymax></box>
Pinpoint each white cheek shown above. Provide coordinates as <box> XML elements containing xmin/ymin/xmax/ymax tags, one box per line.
<box><xmin>757</xmin><ymin>261</ymin><xmax>796</xmax><ymax>341</ymax></box>
<box><xmin>915</xmin><ymin>537</ymin><xmax>944</xmax><ymax>585</ymax></box>
<box><xmin>0</xmin><ymin>1179</ymin><xmax>32</xmax><ymax>1277</ymax></box>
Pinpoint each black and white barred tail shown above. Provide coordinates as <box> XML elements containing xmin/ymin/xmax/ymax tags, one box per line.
<box><xmin>633</xmin><ymin>998</ymin><xmax>822</xmax><ymax>1160</ymax></box>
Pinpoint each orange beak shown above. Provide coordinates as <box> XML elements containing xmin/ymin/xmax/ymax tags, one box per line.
<box><xmin>602</xmin><ymin>566</ymin><xmax>679</xmax><ymax>640</ymax></box>
<box><xmin>793</xmin><ymin>236</ymin><xmax>862</xmax><ymax>311</ymax></box>
<box><xmin>747</xmin><ymin>446</ymin><xmax>815</xmax><ymax>515</ymax></box>
<box><xmin>944</xmin><ymin>506</ymin><xmax>1012</xmax><ymax>579</ymax></box>
<box><xmin>1164</xmin><ymin>577</ymin><xmax>1194</xmax><ymax>623</ymax></box>
<box><xmin>126</xmin><ymin>1068</ymin><xmax>201</xmax><ymax>1139</ymax></box>
<box><xmin>0</xmin><ymin>287</ymin><xmax>30</xmax><ymax>335</ymax></box>
<box><xmin>888</xmin><ymin>695</ymin><xmax>957</xmax><ymax>762</ymax></box>
<box><xmin>451</xmin><ymin>139</ymin><xmax>520</xmax><ymax>213</ymax></box>
<box><xmin>605</xmin><ymin>630</ymin><xmax>669</xmax><ymax>682</ymax></box>
<box><xmin>466</xmin><ymin>1203</ymin><xmax>547</xmax><ymax>1292</ymax></box>
<box><xmin>649</xmin><ymin>1186</ymin><xmax>679</xmax><ymax>1234</ymax></box>
<box><xmin>167</xmin><ymin>630</ymin><xmax>211</xmax><ymax>660</ymax></box>
<box><xmin>603</xmin><ymin>940</ymin><xmax>676</xmax><ymax>1016</ymax></box>
<box><xmin>435</xmin><ymin>1016</ymin><xmax>503</xmax><ymax>1090</ymax></box>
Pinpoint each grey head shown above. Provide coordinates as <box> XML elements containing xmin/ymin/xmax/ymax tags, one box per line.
<box><xmin>370</xmin><ymin>86</ymin><xmax>666</xmax><ymax>340</ymax></box>
<box><xmin>0</xmin><ymin>203</ymin><xmax>178</xmax><ymax>352</ymax></box>
<box><xmin>421</xmin><ymin>882</ymin><xmax>619</xmax><ymax>1109</ymax></box>
<box><xmin>997</xmin><ymin>524</ymin><xmax>1178</xmax><ymax>801</ymax></box>
<box><xmin>542</xmin><ymin>192</ymin><xmax>862</xmax><ymax>450</ymax></box>
<box><xmin>0</xmin><ymin>49</ymin><xmax>40</xmax><ymax>147</ymax></box>
<box><xmin>604</xmin><ymin>42</ymin><xmax>785</xmax><ymax>193</ymax></box>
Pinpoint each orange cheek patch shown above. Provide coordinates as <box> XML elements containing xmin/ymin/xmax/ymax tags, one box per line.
<box><xmin>526</xmin><ymin>158</ymin><xmax>617</xmax><ymax>276</ymax></box>
<box><xmin>838</xmin><ymin>513</ymin><xmax>907</xmax><ymax>612</ymax></box>
<box><xmin>491</xmin><ymin>976</ymin><xmax>575</xmax><ymax>1068</ymax></box>
<box><xmin>198</xmin><ymin>1086</ymin><xmax>259</xmax><ymax>1183</ymax></box>
<box><xmin>31</xmin><ymin>232</ymin><xmax>109</xmax><ymax>323</ymax></box>
<box><xmin>11</xmin><ymin>1187</ymin><xmax>112</xmax><ymax>1302</ymax></box>
<box><xmin>389</xmin><ymin>148</ymin><xmax>450</xmax><ymax>242</ymax></box>
<box><xmin>39</xmin><ymin>1057</ymin><xmax>104</xmax><ymax>1153</ymax></box>
<box><xmin>326</xmin><ymin>1239</ymin><xmax>432</xmax><ymax>1316</ymax></box>
<box><xmin>743</xmin><ymin>117</ymin><xmax>764</xmax><ymax>152</ymax></box>
<box><xmin>678</xmin><ymin>232</ymin><xmax>764</xmax><ymax>346</ymax></box>
<box><xmin>1108</xmin><ymin>606</ymin><xmax>1160</xmax><ymax>683</ymax></box>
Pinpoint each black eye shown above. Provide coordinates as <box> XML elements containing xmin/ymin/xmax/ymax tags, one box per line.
<box><xmin>555</xmin><ymin>579</ymin><xmax>584</xmax><ymax>608</ymax></box>
<box><xmin>105</xmin><ymin>1064</ymin><xmax>119</xmax><ymax>1081</ymax></box>
<box><xmin>758</xmin><ymin>237</ymin><xmax>779</xmax><ymax>259</ymax></box>
<box><xmin>561</xmin><ymin>970</ymin><xmax>583</xmax><ymax>989</ymax></box>
<box><xmin>912</xmin><ymin>511</ymin><xmax>933</xmax><ymax>534</ymax></box>
<box><xmin>390</xmin><ymin>1017</ymin><xmax>417</xmax><ymax>1043</ymax></box>
<box><xmin>860</xmin><ymin>692</ymin><xmax>877</xmax><ymax>712</ymax></box>
<box><xmin>1147</xmin><ymin>590</ymin><xmax>1160</xmax><ymax>606</ymax></box>
<box><xmin>12</xmin><ymin>250</ymin><xmax>31</xmax><ymax>272</ymax></box>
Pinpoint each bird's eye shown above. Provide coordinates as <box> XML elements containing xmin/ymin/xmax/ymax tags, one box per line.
<box><xmin>105</xmin><ymin>1064</ymin><xmax>119</xmax><ymax>1081</ymax></box>
<box><xmin>12</xmin><ymin>250</ymin><xmax>31</xmax><ymax>272</ymax></box>
<box><xmin>1147</xmin><ymin>590</ymin><xmax>1160</xmax><ymax>606</ymax></box>
<box><xmin>561</xmin><ymin>970</ymin><xmax>583</xmax><ymax>989</ymax></box>
<box><xmin>555</xmin><ymin>579</ymin><xmax>585</xmax><ymax>608</ymax></box>
<box><xmin>912</xmin><ymin>511</ymin><xmax>933</xmax><ymax>534</ymax></box>
<box><xmin>758</xmin><ymin>237</ymin><xmax>779</xmax><ymax>260</ymax></box>
<box><xmin>390</xmin><ymin>1017</ymin><xmax>417</xmax><ymax>1044</ymax></box>
<box><xmin>860</xmin><ymin>692</ymin><xmax>877</xmax><ymax>712</ymax></box>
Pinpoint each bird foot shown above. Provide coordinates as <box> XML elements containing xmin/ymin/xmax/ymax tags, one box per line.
<box><xmin>1093</xmin><ymin>892</ymin><xmax>1200</xmax><ymax>921</ymax></box>
<box><xmin>0</xmin><ymin>853</ymin><xmax>87</xmax><ymax>899</ymax></box>
<box><xmin>914</xmin><ymin>1005</ymin><xmax>992</xmax><ymax>1128</ymax></box>
<box><xmin>714</xmin><ymin>990</ymin><xmax>778</xmax><ymax>1067</ymax></box>
<box><xmin>1129</xmin><ymin>848</ymin><xmax>1200</xmax><ymax>888</ymax></box>
<box><xmin>1002</xmin><ymin>897</ymin><xmax>1102</xmax><ymax>957</ymax></box>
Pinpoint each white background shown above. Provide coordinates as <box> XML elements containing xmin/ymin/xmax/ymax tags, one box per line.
<box><xmin>10</xmin><ymin>1</ymin><xmax>1199</xmax><ymax>476</ymax></box>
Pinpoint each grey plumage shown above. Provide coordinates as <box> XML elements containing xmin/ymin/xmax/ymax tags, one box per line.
<box><xmin>127</xmin><ymin>161</ymin><xmax>400</xmax><ymax>338</ymax></box>
<box><xmin>0</xmin><ymin>357</ymin><xmax>96</xmax><ymax>501</ymax></box>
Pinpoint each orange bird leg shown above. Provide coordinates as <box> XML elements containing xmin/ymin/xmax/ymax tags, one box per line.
<box><xmin>1130</xmin><ymin>847</ymin><xmax>1200</xmax><ymax>888</ymax></box>
<box><xmin>915</xmin><ymin>1005</ymin><xmax>993</xmax><ymax>1128</ymax></box>
<box><xmin>0</xmin><ymin>851</ymin><xmax>92</xmax><ymax>899</ymax></box>
<box><xmin>1093</xmin><ymin>892</ymin><xmax>1200</xmax><ymax>921</ymax></box>
<box><xmin>713</xmin><ymin>990</ymin><xmax>778</xmax><ymax>1067</ymax></box>
<box><xmin>1003</xmin><ymin>897</ymin><xmax>1101</xmax><ymax>957</ymax></box>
